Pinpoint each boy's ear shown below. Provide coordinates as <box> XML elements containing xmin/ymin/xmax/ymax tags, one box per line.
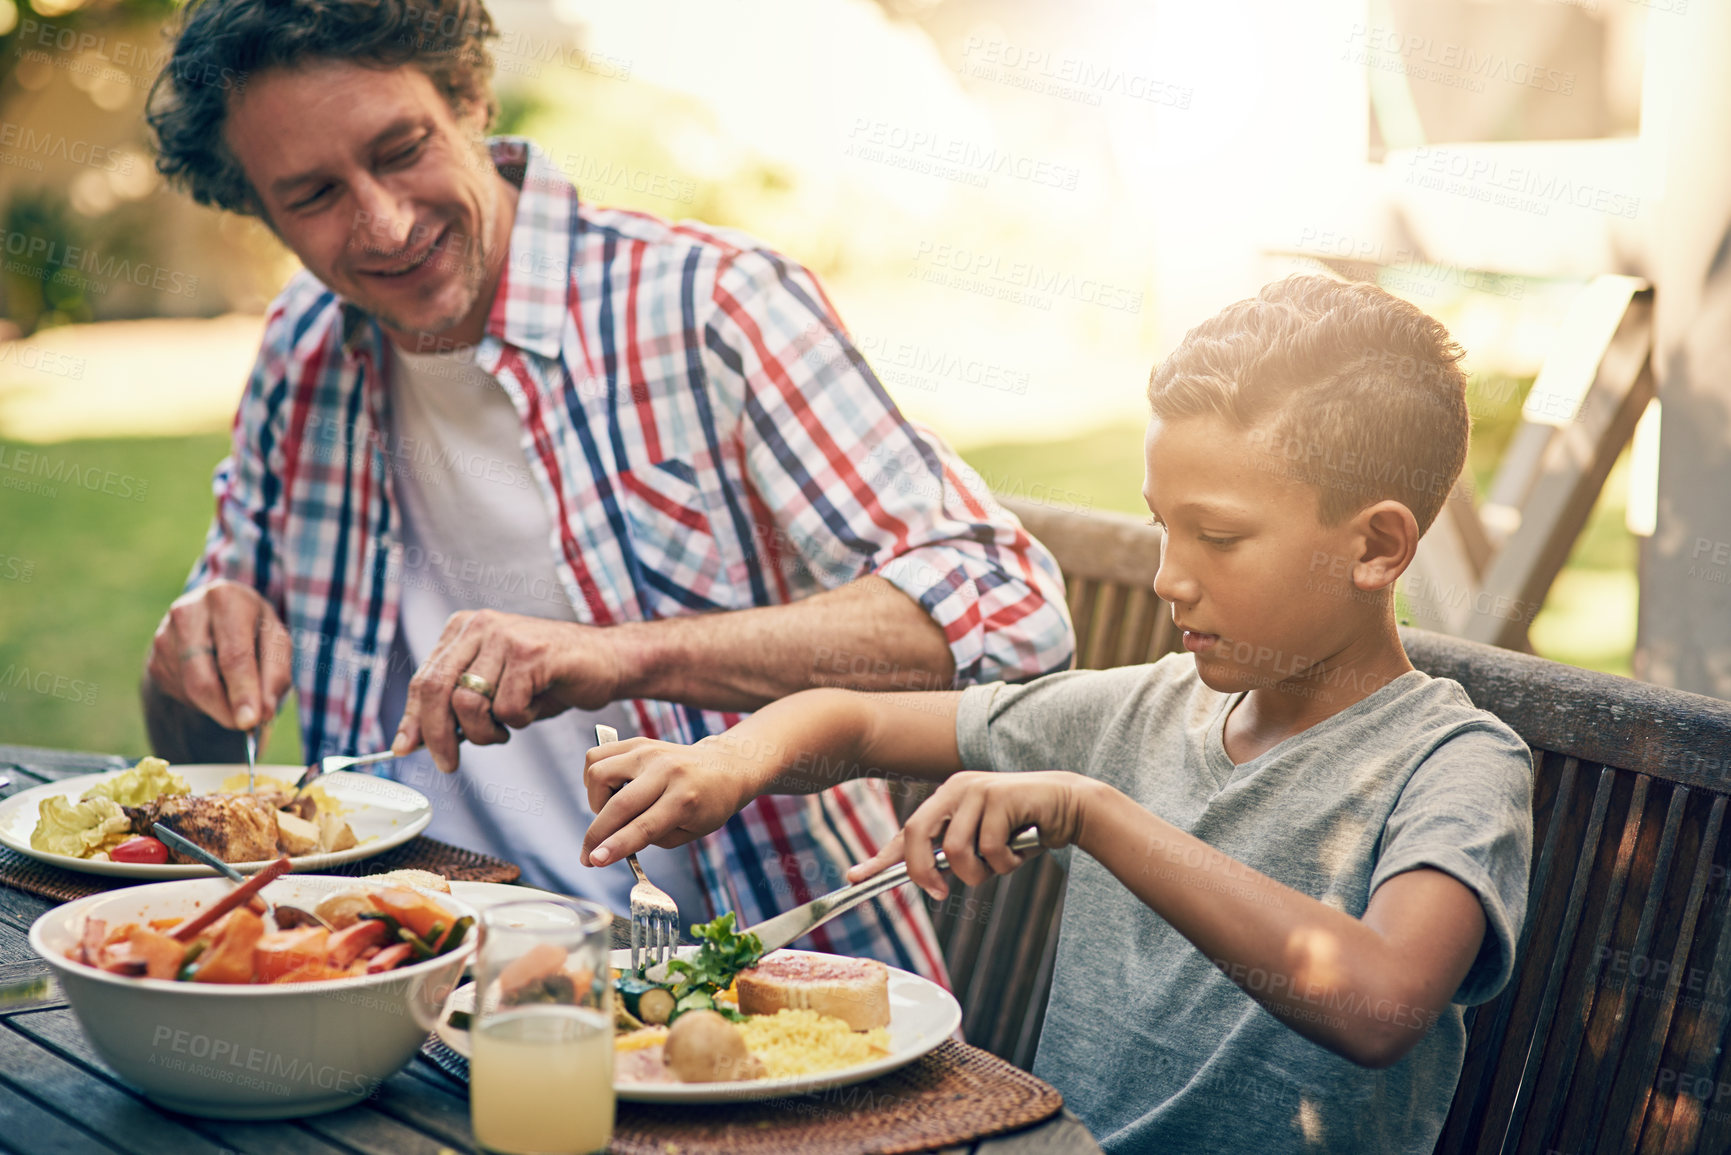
<box><xmin>1351</xmin><ymin>500</ymin><xmax>1420</xmax><ymax>592</ymax></box>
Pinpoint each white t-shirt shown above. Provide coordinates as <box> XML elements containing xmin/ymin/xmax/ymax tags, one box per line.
<box><xmin>379</xmin><ymin>340</ymin><xmax>709</xmax><ymax>921</ymax></box>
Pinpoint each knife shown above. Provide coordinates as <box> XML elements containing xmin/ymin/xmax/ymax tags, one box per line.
<box><xmin>742</xmin><ymin>827</ymin><xmax>1044</xmax><ymax>956</ymax></box>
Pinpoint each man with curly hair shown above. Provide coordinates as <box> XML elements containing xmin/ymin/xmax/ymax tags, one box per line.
<box><xmin>139</xmin><ymin>0</ymin><xmax>1073</xmax><ymax>980</ymax></box>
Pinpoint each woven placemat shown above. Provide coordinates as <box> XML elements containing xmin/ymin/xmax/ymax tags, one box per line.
<box><xmin>419</xmin><ymin>1035</ymin><xmax>1062</xmax><ymax>1155</ymax></box>
<box><xmin>0</xmin><ymin>835</ymin><xmax>520</xmax><ymax>903</ymax></box>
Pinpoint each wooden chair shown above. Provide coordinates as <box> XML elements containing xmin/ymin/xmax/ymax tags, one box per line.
<box><xmin>940</xmin><ymin>498</ymin><xmax>1731</xmax><ymax>1155</ymax></box>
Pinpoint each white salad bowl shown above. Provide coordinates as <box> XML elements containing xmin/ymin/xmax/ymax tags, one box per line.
<box><xmin>30</xmin><ymin>874</ymin><xmax>476</xmax><ymax>1119</ymax></box>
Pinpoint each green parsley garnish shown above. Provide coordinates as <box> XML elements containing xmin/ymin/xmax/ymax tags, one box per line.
<box><xmin>663</xmin><ymin>912</ymin><xmax>763</xmax><ymax>999</ymax></box>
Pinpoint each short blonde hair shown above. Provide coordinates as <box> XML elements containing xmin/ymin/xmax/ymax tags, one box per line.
<box><xmin>1147</xmin><ymin>276</ymin><xmax>1469</xmax><ymax>533</ymax></box>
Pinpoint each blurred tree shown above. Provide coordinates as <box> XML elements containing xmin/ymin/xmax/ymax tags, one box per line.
<box><xmin>1</xmin><ymin>188</ymin><xmax>92</xmax><ymax>331</ymax></box>
<box><xmin>0</xmin><ymin>0</ymin><xmax>180</xmax><ymax>105</ymax></box>
<box><xmin>1</xmin><ymin>0</ymin><xmax>181</xmax><ymax>331</ymax></box>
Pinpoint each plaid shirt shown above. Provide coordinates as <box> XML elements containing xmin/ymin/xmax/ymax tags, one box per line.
<box><xmin>189</xmin><ymin>138</ymin><xmax>1073</xmax><ymax>984</ymax></box>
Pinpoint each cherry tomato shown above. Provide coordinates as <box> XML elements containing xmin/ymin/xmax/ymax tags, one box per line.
<box><xmin>110</xmin><ymin>836</ymin><xmax>168</xmax><ymax>865</ymax></box>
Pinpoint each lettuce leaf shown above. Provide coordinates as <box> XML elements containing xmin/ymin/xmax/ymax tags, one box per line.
<box><xmin>82</xmin><ymin>757</ymin><xmax>189</xmax><ymax>807</ymax></box>
<box><xmin>31</xmin><ymin>795</ymin><xmax>132</xmax><ymax>858</ymax></box>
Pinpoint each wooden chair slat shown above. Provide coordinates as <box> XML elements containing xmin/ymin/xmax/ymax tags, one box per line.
<box><xmin>1518</xmin><ymin>771</ymin><xmax>1650</xmax><ymax>1155</ymax></box>
<box><xmin>1497</xmin><ymin>765</ymin><xmax>1618</xmax><ymax>1154</ymax></box>
<box><xmin>957</xmin><ymin>877</ymin><xmax>1016</xmax><ymax>1051</ymax></box>
<box><xmin>1080</xmin><ymin>581</ymin><xmax>1124</xmax><ymax>670</ymax></box>
<box><xmin>1011</xmin><ymin>885</ymin><xmax>1068</xmax><ymax>1070</ymax></box>
<box><xmin>1437</xmin><ymin>752</ymin><xmax>1580</xmax><ymax>1154</ymax></box>
<box><xmin>1489</xmin><ymin>753</ymin><xmax>1611</xmax><ymax>1152</ymax></box>
<box><xmin>1569</xmin><ymin>782</ymin><xmax>1690</xmax><ymax>1151</ymax></box>
<box><xmin>1111</xmin><ymin>586</ymin><xmax>1155</xmax><ymax>671</ymax></box>
<box><xmin>987</xmin><ymin>858</ymin><xmax>1068</xmax><ymax>1059</ymax></box>
<box><xmin>1654</xmin><ymin>875</ymin><xmax>1731</xmax><ymax>1155</ymax></box>
<box><xmin>1146</xmin><ymin>605</ymin><xmax>1179</xmax><ymax>665</ymax></box>
<box><xmin>964</xmin><ymin>866</ymin><xmax>1047</xmax><ymax>1053</ymax></box>
<box><xmin>1068</xmin><ymin>576</ymin><xmax>1100</xmax><ymax>668</ymax></box>
<box><xmin>1619</xmin><ymin>794</ymin><xmax>1726</xmax><ymax>1153</ymax></box>
<box><xmin>942</xmin><ymin>874</ymin><xmax>999</xmax><ymax>1019</ymax></box>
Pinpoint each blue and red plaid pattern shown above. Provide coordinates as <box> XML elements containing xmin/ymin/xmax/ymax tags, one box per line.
<box><xmin>188</xmin><ymin>138</ymin><xmax>1075</xmax><ymax>985</ymax></box>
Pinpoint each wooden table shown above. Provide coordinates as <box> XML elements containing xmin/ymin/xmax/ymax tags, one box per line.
<box><xmin>0</xmin><ymin>746</ymin><xmax>1101</xmax><ymax>1154</ymax></box>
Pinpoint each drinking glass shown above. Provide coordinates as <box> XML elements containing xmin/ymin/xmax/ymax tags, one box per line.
<box><xmin>470</xmin><ymin>898</ymin><xmax>614</xmax><ymax>1155</ymax></box>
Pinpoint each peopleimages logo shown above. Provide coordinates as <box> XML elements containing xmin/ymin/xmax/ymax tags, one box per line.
<box><xmin>0</xmin><ymin>123</ymin><xmax>133</xmax><ymax>173</ymax></box>
<box><xmin>1403</xmin><ymin>148</ymin><xmax>1640</xmax><ymax>220</ymax></box>
<box><xmin>12</xmin><ymin>19</ymin><xmax>172</xmax><ymax>72</ymax></box>
<box><xmin>0</xmin><ymin>445</ymin><xmax>149</xmax><ymax>501</ymax></box>
<box><xmin>0</xmin><ymin>232</ymin><xmax>199</xmax><ymax>298</ymax></box>
<box><xmin>0</xmin><ymin>664</ymin><xmax>98</xmax><ymax>706</ymax></box>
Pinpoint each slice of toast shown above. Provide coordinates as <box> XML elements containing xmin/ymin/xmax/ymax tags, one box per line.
<box><xmin>734</xmin><ymin>951</ymin><xmax>890</xmax><ymax>1030</ymax></box>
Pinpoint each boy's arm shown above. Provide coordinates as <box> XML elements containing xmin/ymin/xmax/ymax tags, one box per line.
<box><xmin>579</xmin><ymin>688</ymin><xmax>964</xmax><ymax>866</ymax></box>
<box><xmin>858</xmin><ymin>771</ymin><xmax>1485</xmax><ymax>1070</ymax></box>
<box><xmin>1080</xmin><ymin>785</ymin><xmax>1485</xmax><ymax>1069</ymax></box>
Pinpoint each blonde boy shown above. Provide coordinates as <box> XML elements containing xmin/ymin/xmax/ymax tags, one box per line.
<box><xmin>579</xmin><ymin>276</ymin><xmax>1533</xmax><ymax>1153</ymax></box>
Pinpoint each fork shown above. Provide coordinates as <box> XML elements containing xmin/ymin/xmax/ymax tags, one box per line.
<box><xmin>289</xmin><ymin>748</ymin><xmax>401</xmax><ymax>800</ymax></box>
<box><xmin>594</xmin><ymin>724</ymin><xmax>681</xmax><ymax>973</ymax></box>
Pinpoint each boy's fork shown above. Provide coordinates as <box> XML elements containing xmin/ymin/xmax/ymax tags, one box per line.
<box><xmin>594</xmin><ymin>725</ymin><xmax>681</xmax><ymax>972</ymax></box>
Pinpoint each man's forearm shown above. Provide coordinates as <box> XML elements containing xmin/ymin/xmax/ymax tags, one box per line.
<box><xmin>609</xmin><ymin>576</ymin><xmax>955</xmax><ymax>711</ymax></box>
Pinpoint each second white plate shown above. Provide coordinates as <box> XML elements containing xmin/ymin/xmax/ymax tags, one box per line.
<box><xmin>437</xmin><ymin>948</ymin><xmax>962</xmax><ymax>1103</ymax></box>
<box><xmin>0</xmin><ymin>763</ymin><xmax>431</xmax><ymax>878</ymax></box>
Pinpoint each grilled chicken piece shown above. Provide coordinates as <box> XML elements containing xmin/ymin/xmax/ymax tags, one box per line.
<box><xmin>124</xmin><ymin>794</ymin><xmax>279</xmax><ymax>864</ymax></box>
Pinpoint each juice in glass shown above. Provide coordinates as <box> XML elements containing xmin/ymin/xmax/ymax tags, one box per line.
<box><xmin>470</xmin><ymin>898</ymin><xmax>614</xmax><ymax>1155</ymax></box>
<box><xmin>471</xmin><ymin>1005</ymin><xmax>614</xmax><ymax>1154</ymax></box>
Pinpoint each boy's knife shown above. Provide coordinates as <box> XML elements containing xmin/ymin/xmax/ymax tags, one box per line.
<box><xmin>743</xmin><ymin>827</ymin><xmax>1044</xmax><ymax>956</ymax></box>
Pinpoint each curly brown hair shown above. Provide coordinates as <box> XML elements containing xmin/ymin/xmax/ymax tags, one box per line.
<box><xmin>146</xmin><ymin>0</ymin><xmax>500</xmax><ymax>218</ymax></box>
<box><xmin>1147</xmin><ymin>275</ymin><xmax>1471</xmax><ymax>534</ymax></box>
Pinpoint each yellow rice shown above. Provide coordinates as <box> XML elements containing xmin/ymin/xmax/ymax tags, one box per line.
<box><xmin>735</xmin><ymin>1009</ymin><xmax>891</xmax><ymax>1079</ymax></box>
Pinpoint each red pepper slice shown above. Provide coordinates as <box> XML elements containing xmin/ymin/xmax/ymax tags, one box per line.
<box><xmin>110</xmin><ymin>836</ymin><xmax>169</xmax><ymax>865</ymax></box>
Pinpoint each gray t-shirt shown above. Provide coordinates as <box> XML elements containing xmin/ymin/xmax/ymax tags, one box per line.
<box><xmin>956</xmin><ymin>654</ymin><xmax>1532</xmax><ymax>1155</ymax></box>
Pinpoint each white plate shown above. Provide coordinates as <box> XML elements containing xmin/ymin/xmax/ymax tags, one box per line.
<box><xmin>0</xmin><ymin>763</ymin><xmax>431</xmax><ymax>878</ymax></box>
<box><xmin>437</xmin><ymin>948</ymin><xmax>962</xmax><ymax>1104</ymax></box>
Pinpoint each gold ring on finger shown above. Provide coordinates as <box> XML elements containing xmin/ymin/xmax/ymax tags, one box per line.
<box><xmin>179</xmin><ymin>644</ymin><xmax>217</xmax><ymax>662</ymax></box>
<box><xmin>456</xmin><ymin>671</ymin><xmax>498</xmax><ymax>701</ymax></box>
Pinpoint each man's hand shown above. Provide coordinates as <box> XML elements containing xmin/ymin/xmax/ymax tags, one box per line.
<box><xmin>392</xmin><ymin>609</ymin><xmax>626</xmax><ymax>773</ymax></box>
<box><xmin>846</xmin><ymin>770</ymin><xmax>1095</xmax><ymax>901</ymax></box>
<box><xmin>145</xmin><ymin>580</ymin><xmax>292</xmax><ymax>733</ymax></box>
<box><xmin>579</xmin><ymin>736</ymin><xmax>763</xmax><ymax>866</ymax></box>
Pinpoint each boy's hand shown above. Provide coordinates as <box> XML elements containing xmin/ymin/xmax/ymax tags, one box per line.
<box><xmin>847</xmin><ymin>771</ymin><xmax>1095</xmax><ymax>901</ymax></box>
<box><xmin>580</xmin><ymin>736</ymin><xmax>760</xmax><ymax>866</ymax></box>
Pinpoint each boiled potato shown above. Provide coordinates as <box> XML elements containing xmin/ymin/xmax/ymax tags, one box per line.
<box><xmin>275</xmin><ymin>810</ymin><xmax>320</xmax><ymax>856</ymax></box>
<box><xmin>312</xmin><ymin>888</ymin><xmax>375</xmax><ymax>930</ymax></box>
<box><xmin>663</xmin><ymin>1010</ymin><xmax>764</xmax><ymax>1083</ymax></box>
<box><xmin>317</xmin><ymin>811</ymin><xmax>357</xmax><ymax>852</ymax></box>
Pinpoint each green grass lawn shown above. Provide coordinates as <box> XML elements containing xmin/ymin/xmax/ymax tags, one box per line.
<box><xmin>1</xmin><ymin>412</ymin><xmax>1640</xmax><ymax>759</ymax></box>
<box><xmin>0</xmin><ymin>433</ymin><xmax>303</xmax><ymax>765</ymax></box>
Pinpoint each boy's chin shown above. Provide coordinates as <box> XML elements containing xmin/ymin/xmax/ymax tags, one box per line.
<box><xmin>1191</xmin><ymin>655</ymin><xmax>1295</xmax><ymax>696</ymax></box>
<box><xmin>1191</xmin><ymin>659</ymin><xmax>1260</xmax><ymax>694</ymax></box>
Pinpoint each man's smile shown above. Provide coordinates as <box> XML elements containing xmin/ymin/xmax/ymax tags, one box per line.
<box><xmin>357</xmin><ymin>221</ymin><xmax>452</xmax><ymax>279</ymax></box>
